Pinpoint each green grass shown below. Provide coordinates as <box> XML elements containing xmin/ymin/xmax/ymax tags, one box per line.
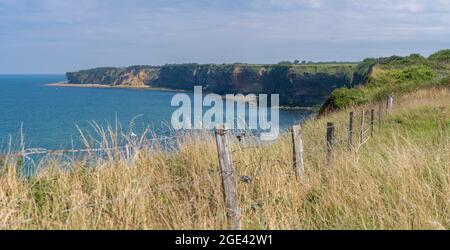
<box><xmin>386</xmin><ymin>106</ymin><xmax>450</xmax><ymax>142</ymax></box>
<box><xmin>322</xmin><ymin>49</ymin><xmax>450</xmax><ymax>112</ymax></box>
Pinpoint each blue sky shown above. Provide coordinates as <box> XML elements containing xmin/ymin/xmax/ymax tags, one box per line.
<box><xmin>1</xmin><ymin>0</ymin><xmax>449</xmax><ymax>73</ymax></box>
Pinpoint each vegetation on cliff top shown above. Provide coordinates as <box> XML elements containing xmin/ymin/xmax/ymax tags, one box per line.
<box><xmin>67</xmin><ymin>63</ymin><xmax>357</xmax><ymax>85</ymax></box>
<box><xmin>322</xmin><ymin>49</ymin><xmax>450</xmax><ymax>113</ymax></box>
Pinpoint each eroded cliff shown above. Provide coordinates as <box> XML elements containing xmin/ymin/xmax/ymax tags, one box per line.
<box><xmin>66</xmin><ymin>63</ymin><xmax>356</xmax><ymax>107</ymax></box>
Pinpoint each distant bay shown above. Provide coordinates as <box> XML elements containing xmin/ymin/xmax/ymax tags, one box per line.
<box><xmin>0</xmin><ymin>75</ymin><xmax>313</xmax><ymax>151</ymax></box>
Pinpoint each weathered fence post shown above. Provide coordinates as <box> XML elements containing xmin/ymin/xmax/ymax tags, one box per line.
<box><xmin>386</xmin><ymin>93</ymin><xmax>394</xmax><ymax>113</ymax></box>
<box><xmin>359</xmin><ymin>110</ymin><xmax>365</xmax><ymax>144</ymax></box>
<box><xmin>378</xmin><ymin>103</ymin><xmax>383</xmax><ymax>131</ymax></box>
<box><xmin>348</xmin><ymin>112</ymin><xmax>354</xmax><ymax>150</ymax></box>
<box><xmin>291</xmin><ymin>125</ymin><xmax>305</xmax><ymax>184</ymax></box>
<box><xmin>370</xmin><ymin>109</ymin><xmax>375</xmax><ymax>137</ymax></box>
<box><xmin>326</xmin><ymin>122</ymin><xmax>335</xmax><ymax>166</ymax></box>
<box><xmin>215</xmin><ymin>124</ymin><xmax>241</xmax><ymax>230</ymax></box>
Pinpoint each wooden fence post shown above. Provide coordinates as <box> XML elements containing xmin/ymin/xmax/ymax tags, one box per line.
<box><xmin>370</xmin><ymin>109</ymin><xmax>375</xmax><ymax>137</ymax></box>
<box><xmin>292</xmin><ymin>125</ymin><xmax>305</xmax><ymax>184</ymax></box>
<box><xmin>386</xmin><ymin>94</ymin><xmax>394</xmax><ymax>113</ymax></box>
<box><xmin>378</xmin><ymin>103</ymin><xmax>383</xmax><ymax>131</ymax></box>
<box><xmin>326</xmin><ymin>122</ymin><xmax>335</xmax><ymax>166</ymax></box>
<box><xmin>348</xmin><ymin>112</ymin><xmax>354</xmax><ymax>150</ymax></box>
<box><xmin>359</xmin><ymin>110</ymin><xmax>365</xmax><ymax>144</ymax></box>
<box><xmin>215</xmin><ymin>124</ymin><xmax>241</xmax><ymax>230</ymax></box>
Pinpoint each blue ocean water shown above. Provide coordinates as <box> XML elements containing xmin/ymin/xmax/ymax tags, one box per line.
<box><xmin>0</xmin><ymin>75</ymin><xmax>313</xmax><ymax>151</ymax></box>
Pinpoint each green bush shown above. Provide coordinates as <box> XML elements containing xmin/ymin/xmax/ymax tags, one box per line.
<box><xmin>329</xmin><ymin>87</ymin><xmax>367</xmax><ymax>109</ymax></box>
<box><xmin>428</xmin><ymin>49</ymin><xmax>450</xmax><ymax>61</ymax></box>
<box><xmin>323</xmin><ymin>50</ymin><xmax>449</xmax><ymax>112</ymax></box>
<box><xmin>368</xmin><ymin>66</ymin><xmax>436</xmax><ymax>88</ymax></box>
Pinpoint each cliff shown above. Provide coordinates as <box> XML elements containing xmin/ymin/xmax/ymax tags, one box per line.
<box><xmin>66</xmin><ymin>63</ymin><xmax>356</xmax><ymax>107</ymax></box>
<box><xmin>65</xmin><ymin>50</ymin><xmax>450</xmax><ymax>110</ymax></box>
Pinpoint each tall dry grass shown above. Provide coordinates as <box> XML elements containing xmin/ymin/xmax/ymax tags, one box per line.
<box><xmin>0</xmin><ymin>87</ymin><xmax>449</xmax><ymax>229</ymax></box>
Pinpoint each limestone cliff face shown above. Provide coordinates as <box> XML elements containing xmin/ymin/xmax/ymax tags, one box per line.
<box><xmin>66</xmin><ymin>64</ymin><xmax>356</xmax><ymax>107</ymax></box>
<box><xmin>117</xmin><ymin>69</ymin><xmax>149</xmax><ymax>86</ymax></box>
<box><xmin>230</xmin><ymin>66</ymin><xmax>264</xmax><ymax>93</ymax></box>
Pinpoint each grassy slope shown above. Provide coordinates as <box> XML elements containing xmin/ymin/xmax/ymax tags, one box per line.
<box><xmin>0</xmin><ymin>87</ymin><xmax>449</xmax><ymax>229</ymax></box>
<box><xmin>322</xmin><ymin>50</ymin><xmax>450</xmax><ymax>113</ymax></box>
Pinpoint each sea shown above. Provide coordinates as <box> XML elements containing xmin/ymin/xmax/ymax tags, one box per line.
<box><xmin>0</xmin><ymin>75</ymin><xmax>314</xmax><ymax>152</ymax></box>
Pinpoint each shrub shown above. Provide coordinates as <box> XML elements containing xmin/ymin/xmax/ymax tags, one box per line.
<box><xmin>428</xmin><ymin>49</ymin><xmax>450</xmax><ymax>61</ymax></box>
<box><xmin>324</xmin><ymin>50</ymin><xmax>447</xmax><ymax>112</ymax></box>
<box><xmin>329</xmin><ymin>87</ymin><xmax>366</xmax><ymax>109</ymax></box>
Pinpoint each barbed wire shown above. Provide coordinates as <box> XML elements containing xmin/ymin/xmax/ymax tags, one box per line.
<box><xmin>6</xmin><ymin>123</ymin><xmax>374</xmax><ymax>158</ymax></box>
<box><xmin>0</xmin><ymin>103</ymin><xmax>391</xmax><ymax>229</ymax></box>
<box><xmin>11</xmin><ymin>135</ymin><xmax>180</xmax><ymax>157</ymax></box>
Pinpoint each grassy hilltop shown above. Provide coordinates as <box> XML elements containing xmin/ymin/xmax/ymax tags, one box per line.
<box><xmin>321</xmin><ymin>49</ymin><xmax>450</xmax><ymax>114</ymax></box>
<box><xmin>0</xmin><ymin>86</ymin><xmax>448</xmax><ymax>229</ymax></box>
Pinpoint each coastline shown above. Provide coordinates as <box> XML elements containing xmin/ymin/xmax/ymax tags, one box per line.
<box><xmin>46</xmin><ymin>82</ymin><xmax>317</xmax><ymax>110</ymax></box>
<box><xmin>46</xmin><ymin>82</ymin><xmax>188</xmax><ymax>92</ymax></box>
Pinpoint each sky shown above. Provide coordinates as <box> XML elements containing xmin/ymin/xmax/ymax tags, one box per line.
<box><xmin>0</xmin><ymin>0</ymin><xmax>449</xmax><ymax>74</ymax></box>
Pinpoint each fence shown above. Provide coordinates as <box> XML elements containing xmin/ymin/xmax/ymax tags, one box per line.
<box><xmin>0</xmin><ymin>94</ymin><xmax>395</xmax><ymax>229</ymax></box>
<box><xmin>213</xmin><ymin>94</ymin><xmax>394</xmax><ymax>229</ymax></box>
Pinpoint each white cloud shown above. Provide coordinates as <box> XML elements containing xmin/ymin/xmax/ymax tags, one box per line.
<box><xmin>1</xmin><ymin>0</ymin><xmax>450</xmax><ymax>73</ymax></box>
